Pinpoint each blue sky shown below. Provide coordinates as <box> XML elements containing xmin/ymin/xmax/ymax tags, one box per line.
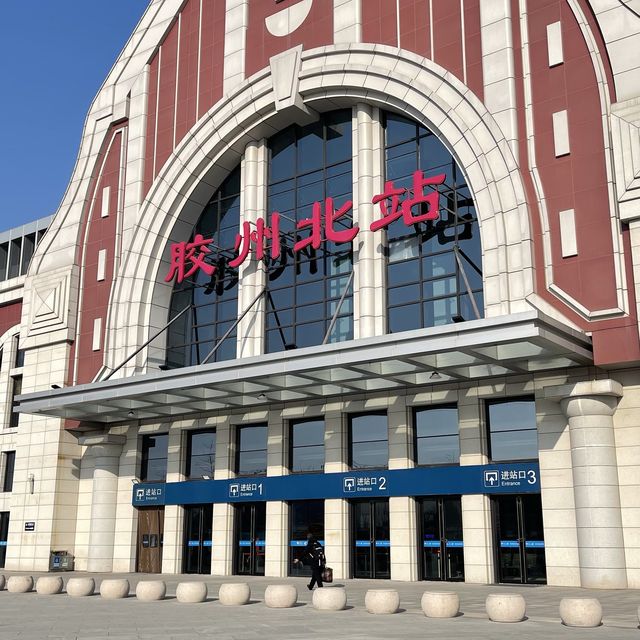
<box><xmin>0</xmin><ymin>1</ymin><xmax>149</xmax><ymax>229</ymax></box>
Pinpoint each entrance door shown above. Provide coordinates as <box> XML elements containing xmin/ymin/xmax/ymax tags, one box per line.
<box><xmin>420</xmin><ymin>496</ymin><xmax>464</xmax><ymax>581</ymax></box>
<box><xmin>235</xmin><ymin>502</ymin><xmax>266</xmax><ymax>576</ymax></box>
<box><xmin>494</xmin><ymin>494</ymin><xmax>546</xmax><ymax>584</ymax></box>
<box><xmin>0</xmin><ymin>512</ymin><xmax>8</xmax><ymax>568</ymax></box>
<box><xmin>136</xmin><ymin>507</ymin><xmax>164</xmax><ymax>573</ymax></box>
<box><xmin>352</xmin><ymin>499</ymin><xmax>390</xmax><ymax>579</ymax></box>
<box><xmin>289</xmin><ymin>500</ymin><xmax>324</xmax><ymax>577</ymax></box>
<box><xmin>183</xmin><ymin>505</ymin><xmax>213</xmax><ymax>574</ymax></box>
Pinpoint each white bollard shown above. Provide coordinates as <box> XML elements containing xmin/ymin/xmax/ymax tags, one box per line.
<box><xmin>36</xmin><ymin>576</ymin><xmax>64</xmax><ymax>595</ymax></box>
<box><xmin>135</xmin><ymin>580</ymin><xmax>166</xmax><ymax>602</ymax></box>
<box><xmin>218</xmin><ymin>582</ymin><xmax>251</xmax><ymax>606</ymax></box>
<box><xmin>421</xmin><ymin>591</ymin><xmax>459</xmax><ymax>618</ymax></box>
<box><xmin>365</xmin><ymin>589</ymin><xmax>400</xmax><ymax>615</ymax></box>
<box><xmin>176</xmin><ymin>582</ymin><xmax>208</xmax><ymax>603</ymax></box>
<box><xmin>559</xmin><ymin>598</ymin><xmax>602</xmax><ymax>628</ymax></box>
<box><xmin>66</xmin><ymin>578</ymin><xmax>95</xmax><ymax>597</ymax></box>
<box><xmin>264</xmin><ymin>585</ymin><xmax>298</xmax><ymax>608</ymax></box>
<box><xmin>7</xmin><ymin>576</ymin><xmax>34</xmax><ymax>593</ymax></box>
<box><xmin>312</xmin><ymin>587</ymin><xmax>347</xmax><ymax>611</ymax></box>
<box><xmin>99</xmin><ymin>579</ymin><xmax>130</xmax><ymax>599</ymax></box>
<box><xmin>485</xmin><ymin>593</ymin><xmax>526</xmax><ymax>623</ymax></box>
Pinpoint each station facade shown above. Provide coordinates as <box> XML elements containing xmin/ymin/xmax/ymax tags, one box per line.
<box><xmin>2</xmin><ymin>0</ymin><xmax>640</xmax><ymax>589</ymax></box>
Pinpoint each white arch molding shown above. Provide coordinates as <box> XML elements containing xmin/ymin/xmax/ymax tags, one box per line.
<box><xmin>105</xmin><ymin>44</ymin><xmax>537</xmax><ymax>378</ymax></box>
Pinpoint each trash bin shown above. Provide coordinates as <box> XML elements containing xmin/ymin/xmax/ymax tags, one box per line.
<box><xmin>49</xmin><ymin>550</ymin><xmax>74</xmax><ymax>571</ymax></box>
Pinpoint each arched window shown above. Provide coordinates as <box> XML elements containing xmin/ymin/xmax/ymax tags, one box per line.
<box><xmin>383</xmin><ymin>112</ymin><xmax>483</xmax><ymax>332</ymax></box>
<box><xmin>166</xmin><ymin>167</ymin><xmax>241</xmax><ymax>368</ymax></box>
<box><xmin>265</xmin><ymin>110</ymin><xmax>354</xmax><ymax>353</ymax></box>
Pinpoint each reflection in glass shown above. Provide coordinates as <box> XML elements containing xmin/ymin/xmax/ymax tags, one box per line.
<box><xmin>350</xmin><ymin>414</ymin><xmax>388</xmax><ymax>469</ymax></box>
<box><xmin>383</xmin><ymin>111</ymin><xmax>483</xmax><ymax>333</ymax></box>
<box><xmin>236</xmin><ymin>425</ymin><xmax>268</xmax><ymax>476</ymax></box>
<box><xmin>266</xmin><ymin>110</ymin><xmax>354</xmax><ymax>353</ymax></box>
<box><xmin>415</xmin><ymin>406</ymin><xmax>460</xmax><ymax>465</ymax></box>
<box><xmin>487</xmin><ymin>399</ymin><xmax>538</xmax><ymax>461</ymax></box>
<box><xmin>290</xmin><ymin>419</ymin><xmax>325</xmax><ymax>473</ymax></box>
<box><xmin>141</xmin><ymin>434</ymin><xmax>168</xmax><ymax>482</ymax></box>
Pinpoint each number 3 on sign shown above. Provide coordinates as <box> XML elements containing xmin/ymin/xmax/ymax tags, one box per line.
<box><xmin>527</xmin><ymin>470</ymin><xmax>536</xmax><ymax>485</ymax></box>
<box><xmin>378</xmin><ymin>477</ymin><xmax>387</xmax><ymax>490</ymax></box>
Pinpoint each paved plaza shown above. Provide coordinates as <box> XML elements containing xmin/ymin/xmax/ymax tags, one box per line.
<box><xmin>1</xmin><ymin>573</ymin><xmax>640</xmax><ymax>639</ymax></box>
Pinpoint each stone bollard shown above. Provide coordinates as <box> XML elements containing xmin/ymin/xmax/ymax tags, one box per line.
<box><xmin>365</xmin><ymin>589</ymin><xmax>400</xmax><ymax>615</ymax></box>
<box><xmin>421</xmin><ymin>591</ymin><xmax>459</xmax><ymax>618</ymax></box>
<box><xmin>176</xmin><ymin>582</ymin><xmax>208</xmax><ymax>603</ymax></box>
<box><xmin>560</xmin><ymin>598</ymin><xmax>602</xmax><ymax>628</ymax></box>
<box><xmin>265</xmin><ymin>585</ymin><xmax>298</xmax><ymax>609</ymax></box>
<box><xmin>485</xmin><ymin>594</ymin><xmax>526</xmax><ymax>623</ymax></box>
<box><xmin>136</xmin><ymin>580</ymin><xmax>166</xmax><ymax>602</ymax></box>
<box><xmin>218</xmin><ymin>583</ymin><xmax>251</xmax><ymax>606</ymax></box>
<box><xmin>36</xmin><ymin>576</ymin><xmax>64</xmax><ymax>595</ymax></box>
<box><xmin>0</xmin><ymin>575</ymin><xmax>5</xmax><ymax>591</ymax></box>
<box><xmin>312</xmin><ymin>587</ymin><xmax>347</xmax><ymax>611</ymax></box>
<box><xmin>99</xmin><ymin>579</ymin><xmax>130</xmax><ymax>599</ymax></box>
<box><xmin>7</xmin><ymin>576</ymin><xmax>34</xmax><ymax>593</ymax></box>
<box><xmin>66</xmin><ymin>578</ymin><xmax>95</xmax><ymax>597</ymax></box>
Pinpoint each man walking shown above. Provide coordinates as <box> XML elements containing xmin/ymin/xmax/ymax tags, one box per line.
<box><xmin>294</xmin><ymin>532</ymin><xmax>326</xmax><ymax>590</ymax></box>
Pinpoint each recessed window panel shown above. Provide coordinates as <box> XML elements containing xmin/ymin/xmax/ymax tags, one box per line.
<box><xmin>487</xmin><ymin>399</ymin><xmax>538</xmax><ymax>462</ymax></box>
<box><xmin>237</xmin><ymin>425</ymin><xmax>268</xmax><ymax>476</ymax></box>
<box><xmin>141</xmin><ymin>434</ymin><xmax>168</xmax><ymax>482</ymax></box>
<box><xmin>187</xmin><ymin>430</ymin><xmax>216</xmax><ymax>479</ymax></box>
<box><xmin>350</xmin><ymin>413</ymin><xmax>388</xmax><ymax>470</ymax></box>
<box><xmin>415</xmin><ymin>406</ymin><xmax>460</xmax><ymax>466</ymax></box>
<box><xmin>291</xmin><ymin>419</ymin><xmax>324</xmax><ymax>473</ymax></box>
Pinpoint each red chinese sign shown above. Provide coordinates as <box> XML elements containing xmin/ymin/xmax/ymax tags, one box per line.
<box><xmin>165</xmin><ymin>170</ymin><xmax>445</xmax><ymax>284</ymax></box>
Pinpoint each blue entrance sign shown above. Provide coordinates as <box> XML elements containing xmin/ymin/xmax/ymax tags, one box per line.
<box><xmin>132</xmin><ymin>462</ymin><xmax>540</xmax><ymax>507</ymax></box>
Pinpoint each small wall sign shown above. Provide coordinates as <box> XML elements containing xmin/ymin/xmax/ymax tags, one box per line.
<box><xmin>24</xmin><ymin>522</ymin><xmax>35</xmax><ymax>532</ymax></box>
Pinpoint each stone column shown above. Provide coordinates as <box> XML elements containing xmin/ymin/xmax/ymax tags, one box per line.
<box><xmin>547</xmin><ymin>379</ymin><xmax>627</xmax><ymax>589</ymax></box>
<box><xmin>265</xmin><ymin>501</ymin><xmax>288</xmax><ymax>577</ymax></box>
<box><xmin>353</xmin><ymin>103</ymin><xmax>386</xmax><ymax>339</ymax></box>
<box><xmin>459</xmin><ymin>393</ymin><xmax>495</xmax><ymax>583</ymax></box>
<box><xmin>79</xmin><ymin>434</ymin><xmax>126</xmax><ymax>573</ymax></box>
<box><xmin>237</xmin><ymin>139</ymin><xmax>267</xmax><ymax>358</ymax></box>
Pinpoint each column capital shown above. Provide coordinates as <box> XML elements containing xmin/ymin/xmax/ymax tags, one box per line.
<box><xmin>543</xmin><ymin>379</ymin><xmax>623</xmax><ymax>403</ymax></box>
<box><xmin>78</xmin><ymin>433</ymin><xmax>126</xmax><ymax>457</ymax></box>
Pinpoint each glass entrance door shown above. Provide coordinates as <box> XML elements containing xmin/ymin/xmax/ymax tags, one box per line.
<box><xmin>352</xmin><ymin>499</ymin><xmax>390</xmax><ymax>579</ymax></box>
<box><xmin>235</xmin><ymin>502</ymin><xmax>266</xmax><ymax>576</ymax></box>
<box><xmin>420</xmin><ymin>496</ymin><xmax>464</xmax><ymax>581</ymax></box>
<box><xmin>494</xmin><ymin>494</ymin><xmax>546</xmax><ymax>584</ymax></box>
<box><xmin>183</xmin><ymin>505</ymin><xmax>213</xmax><ymax>574</ymax></box>
<box><xmin>289</xmin><ymin>500</ymin><xmax>324</xmax><ymax>577</ymax></box>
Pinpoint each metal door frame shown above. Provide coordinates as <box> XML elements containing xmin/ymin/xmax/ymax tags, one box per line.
<box><xmin>350</xmin><ymin>499</ymin><xmax>390</xmax><ymax>579</ymax></box>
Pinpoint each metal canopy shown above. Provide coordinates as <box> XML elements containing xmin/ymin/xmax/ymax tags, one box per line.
<box><xmin>17</xmin><ymin>311</ymin><xmax>592</xmax><ymax>425</ymax></box>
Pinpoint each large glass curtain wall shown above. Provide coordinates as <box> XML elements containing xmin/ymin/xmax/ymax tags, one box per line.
<box><xmin>383</xmin><ymin>112</ymin><xmax>483</xmax><ymax>333</ymax></box>
<box><xmin>265</xmin><ymin>110</ymin><xmax>354</xmax><ymax>352</ymax></box>
<box><xmin>166</xmin><ymin>167</ymin><xmax>241</xmax><ymax>368</ymax></box>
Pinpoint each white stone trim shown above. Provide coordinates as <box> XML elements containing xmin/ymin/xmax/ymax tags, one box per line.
<box><xmin>480</xmin><ymin>0</ymin><xmax>518</xmax><ymax>159</ymax></box>
<box><xmin>92</xmin><ymin>317</ymin><xmax>102</xmax><ymax>352</ymax></box>
<box><xmin>552</xmin><ymin>110</ymin><xmax>570</xmax><ymax>157</ymax></box>
<box><xmin>106</xmin><ymin>44</ymin><xmax>537</xmax><ymax>377</ymax></box>
<box><xmin>223</xmin><ymin>0</ymin><xmax>248</xmax><ymax>93</ymax></box>
<box><xmin>546</xmin><ymin>21</ymin><xmax>564</xmax><ymax>67</ymax></box>
<box><xmin>559</xmin><ymin>209</ymin><xmax>578</xmax><ymax>258</ymax></box>
<box><xmin>97</xmin><ymin>249</ymin><xmax>107</xmax><ymax>282</ymax></box>
<box><xmin>334</xmin><ymin>0</ymin><xmax>361</xmax><ymax>44</ymax></box>
<box><xmin>101</xmin><ymin>186</ymin><xmax>111</xmax><ymax>218</ymax></box>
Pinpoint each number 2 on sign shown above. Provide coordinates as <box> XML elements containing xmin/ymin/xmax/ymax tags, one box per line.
<box><xmin>378</xmin><ymin>477</ymin><xmax>387</xmax><ymax>490</ymax></box>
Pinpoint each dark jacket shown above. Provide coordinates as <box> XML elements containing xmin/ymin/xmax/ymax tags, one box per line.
<box><xmin>301</xmin><ymin>539</ymin><xmax>325</xmax><ymax>568</ymax></box>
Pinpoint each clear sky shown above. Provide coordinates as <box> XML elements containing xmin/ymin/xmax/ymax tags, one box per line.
<box><xmin>0</xmin><ymin>1</ymin><xmax>150</xmax><ymax>229</ymax></box>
